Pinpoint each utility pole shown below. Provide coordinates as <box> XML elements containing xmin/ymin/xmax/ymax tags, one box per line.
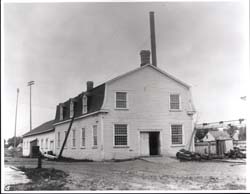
<box><xmin>14</xmin><ymin>88</ymin><xmax>19</xmax><ymax>148</ymax></box>
<box><xmin>27</xmin><ymin>81</ymin><xmax>35</xmax><ymax>131</ymax></box>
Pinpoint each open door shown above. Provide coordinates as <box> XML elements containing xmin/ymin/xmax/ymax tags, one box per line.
<box><xmin>149</xmin><ymin>132</ymin><xmax>160</xmax><ymax>155</ymax></box>
<box><xmin>140</xmin><ymin>132</ymin><xmax>150</xmax><ymax>156</ymax></box>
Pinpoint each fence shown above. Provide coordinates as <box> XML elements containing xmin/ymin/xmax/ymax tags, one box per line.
<box><xmin>195</xmin><ymin>142</ymin><xmax>216</xmax><ymax>154</ymax></box>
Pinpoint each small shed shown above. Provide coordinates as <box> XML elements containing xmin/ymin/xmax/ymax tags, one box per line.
<box><xmin>202</xmin><ymin>130</ymin><xmax>233</xmax><ymax>156</ymax></box>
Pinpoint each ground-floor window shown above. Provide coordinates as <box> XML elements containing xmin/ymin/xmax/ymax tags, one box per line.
<box><xmin>171</xmin><ymin>124</ymin><xmax>183</xmax><ymax>145</ymax></box>
<box><xmin>72</xmin><ymin>129</ymin><xmax>76</xmax><ymax>147</ymax></box>
<box><xmin>41</xmin><ymin>139</ymin><xmax>43</xmax><ymax>149</ymax></box>
<box><xmin>114</xmin><ymin>124</ymin><xmax>128</xmax><ymax>146</ymax></box>
<box><xmin>57</xmin><ymin>132</ymin><xmax>60</xmax><ymax>148</ymax></box>
<box><xmin>81</xmin><ymin>128</ymin><xmax>86</xmax><ymax>147</ymax></box>
<box><xmin>93</xmin><ymin>125</ymin><xmax>97</xmax><ymax>146</ymax></box>
<box><xmin>45</xmin><ymin>139</ymin><xmax>48</xmax><ymax>149</ymax></box>
<box><xmin>64</xmin><ymin>131</ymin><xmax>67</xmax><ymax>148</ymax></box>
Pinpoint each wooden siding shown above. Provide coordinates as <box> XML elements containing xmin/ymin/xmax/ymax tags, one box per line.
<box><xmin>102</xmin><ymin>66</ymin><xmax>194</xmax><ymax>159</ymax></box>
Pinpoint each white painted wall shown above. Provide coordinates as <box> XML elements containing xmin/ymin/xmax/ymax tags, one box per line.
<box><xmin>22</xmin><ymin>131</ymin><xmax>55</xmax><ymax>157</ymax></box>
<box><xmin>54</xmin><ymin>113</ymin><xmax>104</xmax><ymax>161</ymax></box>
<box><xmin>101</xmin><ymin>66</ymin><xmax>195</xmax><ymax>160</ymax></box>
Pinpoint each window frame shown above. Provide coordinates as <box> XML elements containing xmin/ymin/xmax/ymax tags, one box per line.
<box><xmin>92</xmin><ymin>125</ymin><xmax>98</xmax><ymax>147</ymax></box>
<box><xmin>72</xmin><ymin>129</ymin><xmax>76</xmax><ymax>148</ymax></box>
<box><xmin>82</xmin><ymin>95</ymin><xmax>88</xmax><ymax>114</ymax></box>
<box><xmin>170</xmin><ymin>124</ymin><xmax>184</xmax><ymax>146</ymax></box>
<box><xmin>70</xmin><ymin>99</ymin><xmax>74</xmax><ymax>118</ymax></box>
<box><xmin>57</xmin><ymin>132</ymin><xmax>60</xmax><ymax>148</ymax></box>
<box><xmin>113</xmin><ymin>123</ymin><xmax>129</xmax><ymax>148</ymax></box>
<box><xmin>169</xmin><ymin>93</ymin><xmax>181</xmax><ymax>111</ymax></box>
<box><xmin>59</xmin><ymin>105</ymin><xmax>63</xmax><ymax>120</ymax></box>
<box><xmin>45</xmin><ymin>138</ymin><xmax>48</xmax><ymax>149</ymax></box>
<box><xmin>115</xmin><ymin>91</ymin><xmax>128</xmax><ymax>109</ymax></box>
<box><xmin>41</xmin><ymin>139</ymin><xmax>44</xmax><ymax>149</ymax></box>
<box><xmin>81</xmin><ymin>128</ymin><xmax>86</xmax><ymax>148</ymax></box>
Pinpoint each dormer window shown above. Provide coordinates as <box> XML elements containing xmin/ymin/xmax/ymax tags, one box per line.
<box><xmin>59</xmin><ymin>104</ymin><xmax>63</xmax><ymax>120</ymax></box>
<box><xmin>70</xmin><ymin>99</ymin><xmax>74</xmax><ymax>118</ymax></box>
<box><xmin>82</xmin><ymin>95</ymin><xmax>88</xmax><ymax>114</ymax></box>
<box><xmin>70</xmin><ymin>99</ymin><xmax>78</xmax><ymax>118</ymax></box>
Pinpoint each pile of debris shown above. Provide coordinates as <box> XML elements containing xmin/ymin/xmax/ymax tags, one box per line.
<box><xmin>225</xmin><ymin>147</ymin><xmax>246</xmax><ymax>159</ymax></box>
<box><xmin>176</xmin><ymin>147</ymin><xmax>246</xmax><ymax>161</ymax></box>
<box><xmin>176</xmin><ymin>149</ymin><xmax>201</xmax><ymax>161</ymax></box>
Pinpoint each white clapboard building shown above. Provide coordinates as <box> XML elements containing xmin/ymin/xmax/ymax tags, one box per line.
<box><xmin>23</xmin><ymin>51</ymin><xmax>196</xmax><ymax>160</ymax></box>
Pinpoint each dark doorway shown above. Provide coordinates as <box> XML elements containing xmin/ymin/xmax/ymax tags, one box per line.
<box><xmin>216</xmin><ymin>140</ymin><xmax>226</xmax><ymax>156</ymax></box>
<box><xmin>149</xmin><ymin>132</ymin><xmax>160</xmax><ymax>155</ymax></box>
<box><xmin>30</xmin><ymin>139</ymin><xmax>38</xmax><ymax>158</ymax></box>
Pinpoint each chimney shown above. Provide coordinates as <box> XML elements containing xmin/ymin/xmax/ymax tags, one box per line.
<box><xmin>140</xmin><ymin>50</ymin><xmax>151</xmax><ymax>67</ymax></box>
<box><xmin>149</xmin><ymin>11</ymin><xmax>157</xmax><ymax>67</ymax></box>
<box><xmin>86</xmin><ymin>81</ymin><xmax>94</xmax><ymax>91</ymax></box>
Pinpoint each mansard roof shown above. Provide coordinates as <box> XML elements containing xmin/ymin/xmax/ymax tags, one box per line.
<box><xmin>54</xmin><ymin>83</ymin><xmax>105</xmax><ymax>124</ymax></box>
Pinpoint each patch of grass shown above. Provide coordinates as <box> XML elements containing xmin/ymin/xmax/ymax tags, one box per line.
<box><xmin>57</xmin><ymin>156</ymin><xmax>93</xmax><ymax>162</ymax></box>
<box><xmin>6</xmin><ymin>166</ymin><xmax>69</xmax><ymax>191</ymax></box>
<box><xmin>223</xmin><ymin>183</ymin><xmax>246</xmax><ymax>190</ymax></box>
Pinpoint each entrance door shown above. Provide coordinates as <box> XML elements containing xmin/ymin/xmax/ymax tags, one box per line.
<box><xmin>140</xmin><ymin>132</ymin><xmax>160</xmax><ymax>156</ymax></box>
<box><xmin>140</xmin><ymin>132</ymin><xmax>149</xmax><ymax>156</ymax></box>
<box><xmin>149</xmin><ymin>132</ymin><xmax>160</xmax><ymax>155</ymax></box>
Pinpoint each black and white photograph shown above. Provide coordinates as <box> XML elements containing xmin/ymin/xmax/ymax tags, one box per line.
<box><xmin>2</xmin><ymin>0</ymin><xmax>249</xmax><ymax>192</ymax></box>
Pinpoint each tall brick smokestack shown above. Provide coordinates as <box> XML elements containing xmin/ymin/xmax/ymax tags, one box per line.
<box><xmin>150</xmin><ymin>11</ymin><xmax>157</xmax><ymax>67</ymax></box>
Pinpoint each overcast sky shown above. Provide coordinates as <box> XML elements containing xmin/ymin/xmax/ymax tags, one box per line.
<box><xmin>2</xmin><ymin>1</ymin><xmax>249</xmax><ymax>139</ymax></box>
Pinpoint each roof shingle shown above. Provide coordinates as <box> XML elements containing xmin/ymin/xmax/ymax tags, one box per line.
<box><xmin>23</xmin><ymin>120</ymin><xmax>55</xmax><ymax>138</ymax></box>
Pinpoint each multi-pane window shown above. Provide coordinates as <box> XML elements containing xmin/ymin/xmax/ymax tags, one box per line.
<box><xmin>81</xmin><ymin>128</ymin><xmax>86</xmax><ymax>147</ymax></box>
<box><xmin>82</xmin><ymin>95</ymin><xmax>88</xmax><ymax>114</ymax></box>
<box><xmin>57</xmin><ymin>132</ymin><xmax>60</xmax><ymax>148</ymax></box>
<box><xmin>45</xmin><ymin>139</ymin><xmax>48</xmax><ymax>149</ymax></box>
<box><xmin>72</xmin><ymin>129</ymin><xmax>76</xmax><ymax>147</ymax></box>
<box><xmin>93</xmin><ymin>125</ymin><xmax>97</xmax><ymax>146</ymax></box>
<box><xmin>114</xmin><ymin>124</ymin><xmax>128</xmax><ymax>146</ymax></box>
<box><xmin>170</xmin><ymin>94</ymin><xmax>180</xmax><ymax>110</ymax></box>
<box><xmin>171</xmin><ymin>124</ymin><xmax>183</xmax><ymax>145</ymax></box>
<box><xmin>116</xmin><ymin>92</ymin><xmax>127</xmax><ymax>108</ymax></box>
<box><xmin>64</xmin><ymin>131</ymin><xmax>67</xmax><ymax>147</ymax></box>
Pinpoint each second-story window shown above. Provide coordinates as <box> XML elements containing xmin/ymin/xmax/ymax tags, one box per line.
<box><xmin>170</xmin><ymin>94</ymin><xmax>180</xmax><ymax>110</ymax></box>
<box><xmin>116</xmin><ymin>92</ymin><xmax>127</xmax><ymax>109</ymax></box>
<box><xmin>82</xmin><ymin>95</ymin><xmax>88</xmax><ymax>114</ymax></box>
<box><xmin>70</xmin><ymin>100</ymin><xmax>74</xmax><ymax>118</ymax></box>
<box><xmin>59</xmin><ymin>104</ymin><xmax>63</xmax><ymax>120</ymax></box>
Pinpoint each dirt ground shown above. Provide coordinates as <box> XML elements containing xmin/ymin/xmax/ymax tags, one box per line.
<box><xmin>4</xmin><ymin>156</ymin><xmax>246</xmax><ymax>190</ymax></box>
